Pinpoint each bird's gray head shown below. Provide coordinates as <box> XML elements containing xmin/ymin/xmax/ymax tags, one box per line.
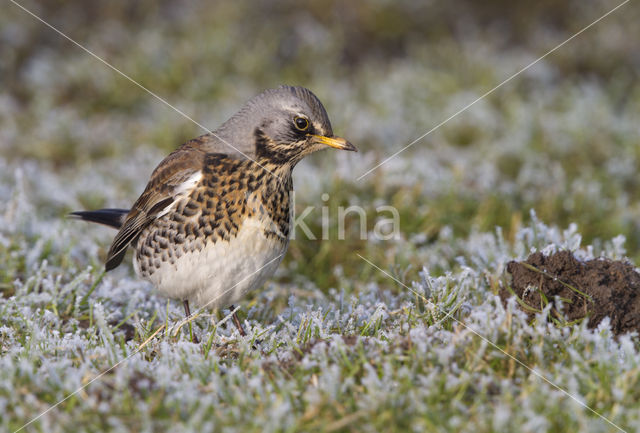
<box><xmin>216</xmin><ymin>85</ymin><xmax>356</xmax><ymax>166</ymax></box>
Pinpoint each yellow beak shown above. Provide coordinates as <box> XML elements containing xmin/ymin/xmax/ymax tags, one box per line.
<box><xmin>310</xmin><ymin>134</ymin><xmax>357</xmax><ymax>152</ymax></box>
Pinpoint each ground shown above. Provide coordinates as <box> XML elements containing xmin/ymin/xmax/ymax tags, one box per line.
<box><xmin>1</xmin><ymin>1</ymin><xmax>640</xmax><ymax>432</ymax></box>
<box><xmin>506</xmin><ymin>251</ymin><xmax>640</xmax><ymax>335</ymax></box>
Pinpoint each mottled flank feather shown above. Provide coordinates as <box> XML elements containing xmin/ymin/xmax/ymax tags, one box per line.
<box><xmin>106</xmin><ymin>147</ymin><xmax>206</xmax><ymax>270</ymax></box>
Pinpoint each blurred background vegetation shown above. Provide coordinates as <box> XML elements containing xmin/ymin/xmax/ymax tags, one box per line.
<box><xmin>2</xmin><ymin>0</ymin><xmax>639</xmax><ymax>291</ymax></box>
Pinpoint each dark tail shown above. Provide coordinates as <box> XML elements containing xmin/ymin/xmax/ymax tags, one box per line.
<box><xmin>69</xmin><ymin>208</ymin><xmax>130</xmax><ymax>229</ymax></box>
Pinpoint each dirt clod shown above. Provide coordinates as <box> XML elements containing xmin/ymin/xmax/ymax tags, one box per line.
<box><xmin>504</xmin><ymin>251</ymin><xmax>640</xmax><ymax>336</ymax></box>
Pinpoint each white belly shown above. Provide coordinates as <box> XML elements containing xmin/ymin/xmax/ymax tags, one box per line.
<box><xmin>134</xmin><ymin>217</ymin><xmax>288</xmax><ymax>310</ymax></box>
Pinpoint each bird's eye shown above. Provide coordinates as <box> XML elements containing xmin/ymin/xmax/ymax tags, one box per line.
<box><xmin>294</xmin><ymin>116</ymin><xmax>309</xmax><ymax>131</ymax></box>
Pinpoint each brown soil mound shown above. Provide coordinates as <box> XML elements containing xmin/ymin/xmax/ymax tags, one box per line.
<box><xmin>503</xmin><ymin>251</ymin><xmax>640</xmax><ymax>336</ymax></box>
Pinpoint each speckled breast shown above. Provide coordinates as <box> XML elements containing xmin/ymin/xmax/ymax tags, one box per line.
<box><xmin>133</xmin><ymin>156</ymin><xmax>293</xmax><ymax>309</ymax></box>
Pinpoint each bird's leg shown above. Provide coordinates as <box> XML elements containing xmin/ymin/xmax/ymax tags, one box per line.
<box><xmin>230</xmin><ymin>305</ymin><xmax>247</xmax><ymax>337</ymax></box>
<box><xmin>183</xmin><ymin>300</ymin><xmax>197</xmax><ymax>343</ymax></box>
<box><xmin>183</xmin><ymin>300</ymin><xmax>191</xmax><ymax>317</ymax></box>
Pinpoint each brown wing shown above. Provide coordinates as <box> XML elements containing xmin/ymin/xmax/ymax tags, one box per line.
<box><xmin>105</xmin><ymin>146</ymin><xmax>206</xmax><ymax>271</ymax></box>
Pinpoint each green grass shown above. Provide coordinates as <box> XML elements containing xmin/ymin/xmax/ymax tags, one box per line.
<box><xmin>2</xmin><ymin>1</ymin><xmax>640</xmax><ymax>432</ymax></box>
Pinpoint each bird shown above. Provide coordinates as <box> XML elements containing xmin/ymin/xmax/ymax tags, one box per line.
<box><xmin>71</xmin><ymin>85</ymin><xmax>356</xmax><ymax>335</ymax></box>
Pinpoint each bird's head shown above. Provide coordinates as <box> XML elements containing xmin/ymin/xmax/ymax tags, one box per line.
<box><xmin>218</xmin><ymin>85</ymin><xmax>356</xmax><ymax>166</ymax></box>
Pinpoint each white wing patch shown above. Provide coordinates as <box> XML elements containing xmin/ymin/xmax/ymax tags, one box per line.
<box><xmin>175</xmin><ymin>170</ymin><xmax>203</xmax><ymax>195</ymax></box>
<box><xmin>156</xmin><ymin>170</ymin><xmax>203</xmax><ymax>218</ymax></box>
